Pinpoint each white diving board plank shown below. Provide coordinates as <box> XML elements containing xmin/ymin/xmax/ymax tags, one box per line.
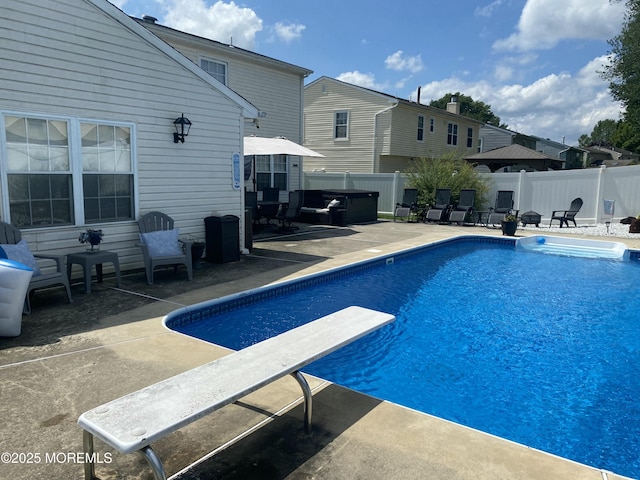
<box><xmin>78</xmin><ymin>306</ymin><xmax>394</xmax><ymax>454</ymax></box>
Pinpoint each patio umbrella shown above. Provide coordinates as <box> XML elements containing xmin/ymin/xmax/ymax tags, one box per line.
<box><xmin>243</xmin><ymin>136</ymin><xmax>324</xmax><ymax>157</ymax></box>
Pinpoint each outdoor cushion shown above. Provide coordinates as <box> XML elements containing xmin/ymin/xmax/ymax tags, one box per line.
<box><xmin>327</xmin><ymin>199</ymin><xmax>340</xmax><ymax>207</ymax></box>
<box><xmin>0</xmin><ymin>240</ymin><xmax>41</xmax><ymax>276</ymax></box>
<box><xmin>139</xmin><ymin>229</ymin><xmax>183</xmax><ymax>257</ymax></box>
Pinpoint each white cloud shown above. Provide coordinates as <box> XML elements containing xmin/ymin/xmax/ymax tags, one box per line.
<box><xmin>475</xmin><ymin>0</ymin><xmax>506</xmax><ymax>18</ymax></box>
<box><xmin>493</xmin><ymin>0</ymin><xmax>626</xmax><ymax>52</ymax></box>
<box><xmin>418</xmin><ymin>55</ymin><xmax>622</xmax><ymax>145</ymax></box>
<box><xmin>336</xmin><ymin>71</ymin><xmax>387</xmax><ymax>91</ymax></box>
<box><xmin>160</xmin><ymin>0</ymin><xmax>263</xmax><ymax>49</ymax></box>
<box><xmin>385</xmin><ymin>51</ymin><xmax>424</xmax><ymax>74</ymax></box>
<box><xmin>109</xmin><ymin>0</ymin><xmax>127</xmax><ymax>8</ymax></box>
<box><xmin>274</xmin><ymin>22</ymin><xmax>305</xmax><ymax>43</ymax></box>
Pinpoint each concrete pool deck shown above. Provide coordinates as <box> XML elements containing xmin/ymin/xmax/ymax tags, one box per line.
<box><xmin>1</xmin><ymin>220</ymin><xmax>638</xmax><ymax>480</ymax></box>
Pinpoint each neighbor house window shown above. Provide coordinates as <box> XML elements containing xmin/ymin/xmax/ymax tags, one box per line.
<box><xmin>334</xmin><ymin>111</ymin><xmax>349</xmax><ymax>140</ymax></box>
<box><xmin>417</xmin><ymin>115</ymin><xmax>424</xmax><ymax>141</ymax></box>
<box><xmin>447</xmin><ymin>122</ymin><xmax>458</xmax><ymax>146</ymax></box>
<box><xmin>200</xmin><ymin>58</ymin><xmax>227</xmax><ymax>85</ymax></box>
<box><xmin>3</xmin><ymin>113</ymin><xmax>135</xmax><ymax>228</ymax></box>
<box><xmin>81</xmin><ymin>123</ymin><xmax>134</xmax><ymax>223</ymax></box>
<box><xmin>467</xmin><ymin>127</ymin><xmax>474</xmax><ymax>148</ymax></box>
<box><xmin>256</xmin><ymin>154</ymin><xmax>288</xmax><ymax>191</ymax></box>
<box><xmin>429</xmin><ymin>117</ymin><xmax>435</xmax><ymax>133</ymax></box>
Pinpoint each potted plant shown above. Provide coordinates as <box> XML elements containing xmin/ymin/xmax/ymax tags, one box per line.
<box><xmin>78</xmin><ymin>229</ymin><xmax>103</xmax><ymax>252</ymax></box>
<box><xmin>501</xmin><ymin>212</ymin><xmax>518</xmax><ymax>236</ymax></box>
<box><xmin>630</xmin><ymin>214</ymin><xmax>640</xmax><ymax>234</ymax></box>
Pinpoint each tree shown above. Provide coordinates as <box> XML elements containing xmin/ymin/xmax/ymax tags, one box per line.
<box><xmin>405</xmin><ymin>153</ymin><xmax>491</xmax><ymax>210</ymax></box>
<box><xmin>590</xmin><ymin>119</ymin><xmax>619</xmax><ymax>145</ymax></box>
<box><xmin>601</xmin><ymin>0</ymin><xmax>640</xmax><ymax>144</ymax></box>
<box><xmin>429</xmin><ymin>92</ymin><xmax>505</xmax><ymax>127</ymax></box>
<box><xmin>578</xmin><ymin>134</ymin><xmax>591</xmax><ymax>148</ymax></box>
<box><xmin>579</xmin><ymin>118</ymin><xmax>640</xmax><ymax>153</ymax></box>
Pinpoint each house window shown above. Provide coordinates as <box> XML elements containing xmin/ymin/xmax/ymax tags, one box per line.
<box><xmin>81</xmin><ymin>123</ymin><xmax>134</xmax><ymax>223</ymax></box>
<box><xmin>417</xmin><ymin>115</ymin><xmax>424</xmax><ymax>141</ymax></box>
<box><xmin>3</xmin><ymin>113</ymin><xmax>135</xmax><ymax>228</ymax></box>
<box><xmin>200</xmin><ymin>58</ymin><xmax>227</xmax><ymax>85</ymax></box>
<box><xmin>429</xmin><ymin>117</ymin><xmax>435</xmax><ymax>133</ymax></box>
<box><xmin>255</xmin><ymin>154</ymin><xmax>288</xmax><ymax>191</ymax></box>
<box><xmin>447</xmin><ymin>122</ymin><xmax>458</xmax><ymax>146</ymax></box>
<box><xmin>467</xmin><ymin>127</ymin><xmax>474</xmax><ymax>148</ymax></box>
<box><xmin>334</xmin><ymin>111</ymin><xmax>349</xmax><ymax>140</ymax></box>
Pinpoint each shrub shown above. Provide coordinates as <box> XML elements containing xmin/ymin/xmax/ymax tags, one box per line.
<box><xmin>405</xmin><ymin>153</ymin><xmax>491</xmax><ymax>209</ymax></box>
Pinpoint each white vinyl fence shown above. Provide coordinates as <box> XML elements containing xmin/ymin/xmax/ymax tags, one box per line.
<box><xmin>302</xmin><ymin>166</ymin><xmax>640</xmax><ymax>224</ymax></box>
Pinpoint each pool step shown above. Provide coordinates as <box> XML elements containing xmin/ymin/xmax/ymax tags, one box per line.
<box><xmin>516</xmin><ymin>235</ymin><xmax>629</xmax><ymax>260</ymax></box>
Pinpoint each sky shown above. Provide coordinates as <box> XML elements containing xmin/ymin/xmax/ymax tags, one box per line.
<box><xmin>110</xmin><ymin>0</ymin><xmax>627</xmax><ymax>147</ymax></box>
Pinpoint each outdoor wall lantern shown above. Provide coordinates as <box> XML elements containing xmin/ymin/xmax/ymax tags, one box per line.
<box><xmin>173</xmin><ymin>114</ymin><xmax>192</xmax><ymax>143</ymax></box>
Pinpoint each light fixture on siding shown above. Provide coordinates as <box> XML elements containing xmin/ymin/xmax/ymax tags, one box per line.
<box><xmin>173</xmin><ymin>114</ymin><xmax>192</xmax><ymax>143</ymax></box>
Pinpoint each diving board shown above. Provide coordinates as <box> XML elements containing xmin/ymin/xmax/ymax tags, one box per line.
<box><xmin>78</xmin><ymin>306</ymin><xmax>394</xmax><ymax>480</ymax></box>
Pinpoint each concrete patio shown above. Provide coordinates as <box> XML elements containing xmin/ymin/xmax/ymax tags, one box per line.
<box><xmin>1</xmin><ymin>220</ymin><xmax>638</xmax><ymax>480</ymax></box>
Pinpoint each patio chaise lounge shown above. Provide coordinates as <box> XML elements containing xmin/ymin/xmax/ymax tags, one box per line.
<box><xmin>487</xmin><ymin>190</ymin><xmax>517</xmax><ymax>225</ymax></box>
<box><xmin>448</xmin><ymin>189</ymin><xmax>476</xmax><ymax>224</ymax></box>
<box><xmin>550</xmin><ymin>197</ymin><xmax>583</xmax><ymax>228</ymax></box>
<box><xmin>394</xmin><ymin>188</ymin><xmax>419</xmax><ymax>222</ymax></box>
<box><xmin>425</xmin><ymin>188</ymin><xmax>452</xmax><ymax>223</ymax></box>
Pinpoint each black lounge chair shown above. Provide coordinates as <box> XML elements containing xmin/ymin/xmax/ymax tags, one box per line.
<box><xmin>394</xmin><ymin>188</ymin><xmax>419</xmax><ymax>222</ymax></box>
<box><xmin>550</xmin><ymin>197</ymin><xmax>583</xmax><ymax>228</ymax></box>
<box><xmin>487</xmin><ymin>190</ymin><xmax>517</xmax><ymax>225</ymax></box>
<box><xmin>425</xmin><ymin>188</ymin><xmax>451</xmax><ymax>223</ymax></box>
<box><xmin>449</xmin><ymin>189</ymin><xmax>475</xmax><ymax>224</ymax></box>
<box><xmin>277</xmin><ymin>190</ymin><xmax>304</xmax><ymax>232</ymax></box>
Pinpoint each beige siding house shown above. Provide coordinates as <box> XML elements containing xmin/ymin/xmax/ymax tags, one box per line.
<box><xmin>304</xmin><ymin>77</ymin><xmax>483</xmax><ymax>173</ymax></box>
<box><xmin>137</xmin><ymin>17</ymin><xmax>313</xmax><ymax>198</ymax></box>
<box><xmin>0</xmin><ymin>0</ymin><xmax>258</xmax><ymax>274</ymax></box>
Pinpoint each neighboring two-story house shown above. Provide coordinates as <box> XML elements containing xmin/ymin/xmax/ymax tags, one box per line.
<box><xmin>136</xmin><ymin>16</ymin><xmax>313</xmax><ymax>198</ymax></box>
<box><xmin>303</xmin><ymin>77</ymin><xmax>483</xmax><ymax>173</ymax></box>
<box><xmin>479</xmin><ymin>124</ymin><xmax>587</xmax><ymax>169</ymax></box>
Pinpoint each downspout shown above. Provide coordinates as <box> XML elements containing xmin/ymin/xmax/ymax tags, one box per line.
<box><xmin>372</xmin><ymin>101</ymin><xmax>399</xmax><ymax>172</ymax></box>
<box><xmin>298</xmin><ymin>74</ymin><xmax>309</xmax><ymax>191</ymax></box>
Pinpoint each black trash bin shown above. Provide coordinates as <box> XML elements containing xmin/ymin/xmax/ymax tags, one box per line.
<box><xmin>204</xmin><ymin>215</ymin><xmax>240</xmax><ymax>263</ymax></box>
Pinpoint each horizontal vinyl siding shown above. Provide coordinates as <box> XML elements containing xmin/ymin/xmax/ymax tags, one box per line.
<box><xmin>304</xmin><ymin>79</ymin><xmax>392</xmax><ymax>173</ymax></box>
<box><xmin>1</xmin><ymin>0</ymin><xmax>247</xmax><ymax>273</ymax></box>
<box><xmin>147</xmin><ymin>31</ymin><xmax>305</xmax><ymax>142</ymax></box>
<box><xmin>389</xmin><ymin>106</ymin><xmax>480</xmax><ymax>159</ymax></box>
<box><xmin>147</xmin><ymin>28</ymin><xmax>305</xmax><ymax>193</ymax></box>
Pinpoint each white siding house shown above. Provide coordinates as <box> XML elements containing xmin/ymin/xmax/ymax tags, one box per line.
<box><xmin>137</xmin><ymin>17</ymin><xmax>313</xmax><ymax>199</ymax></box>
<box><xmin>0</xmin><ymin>0</ymin><xmax>258</xmax><ymax>274</ymax></box>
<box><xmin>303</xmin><ymin>77</ymin><xmax>483</xmax><ymax>173</ymax></box>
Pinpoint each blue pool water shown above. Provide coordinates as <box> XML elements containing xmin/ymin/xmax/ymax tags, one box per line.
<box><xmin>169</xmin><ymin>238</ymin><xmax>640</xmax><ymax>478</ymax></box>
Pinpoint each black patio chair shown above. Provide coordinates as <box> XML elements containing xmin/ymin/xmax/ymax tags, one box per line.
<box><xmin>394</xmin><ymin>188</ymin><xmax>419</xmax><ymax>222</ymax></box>
<box><xmin>277</xmin><ymin>190</ymin><xmax>304</xmax><ymax>232</ymax></box>
<box><xmin>550</xmin><ymin>197</ymin><xmax>583</xmax><ymax>228</ymax></box>
<box><xmin>449</xmin><ymin>189</ymin><xmax>475</xmax><ymax>224</ymax></box>
<box><xmin>424</xmin><ymin>188</ymin><xmax>452</xmax><ymax>223</ymax></box>
<box><xmin>487</xmin><ymin>190</ymin><xmax>517</xmax><ymax>225</ymax></box>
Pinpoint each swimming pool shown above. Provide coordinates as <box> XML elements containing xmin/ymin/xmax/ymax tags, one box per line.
<box><xmin>166</xmin><ymin>236</ymin><xmax>640</xmax><ymax>478</ymax></box>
